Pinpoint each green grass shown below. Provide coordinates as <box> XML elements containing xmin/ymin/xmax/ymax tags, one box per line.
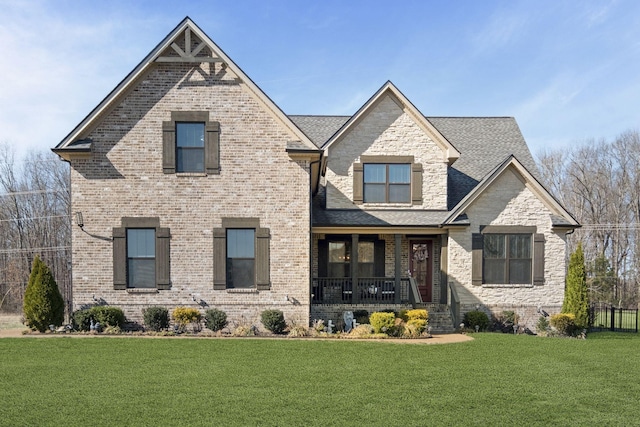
<box><xmin>1</xmin><ymin>333</ymin><xmax>640</xmax><ymax>426</ymax></box>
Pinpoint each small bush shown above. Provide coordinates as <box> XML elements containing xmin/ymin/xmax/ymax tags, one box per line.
<box><xmin>231</xmin><ymin>324</ymin><xmax>255</xmax><ymax>337</ymax></box>
<box><xmin>172</xmin><ymin>307</ymin><xmax>202</xmax><ymax>332</ymax></box>
<box><xmin>491</xmin><ymin>310</ymin><xmax>520</xmax><ymax>333</ymax></box>
<box><xmin>550</xmin><ymin>313</ymin><xmax>577</xmax><ymax>336</ymax></box>
<box><xmin>143</xmin><ymin>306</ymin><xmax>170</xmax><ymax>332</ymax></box>
<box><xmin>261</xmin><ymin>309</ymin><xmax>286</xmax><ymax>334</ymax></box>
<box><xmin>287</xmin><ymin>324</ymin><xmax>308</xmax><ymax>337</ymax></box>
<box><xmin>463</xmin><ymin>310</ymin><xmax>489</xmax><ymax>331</ymax></box>
<box><xmin>348</xmin><ymin>324</ymin><xmax>375</xmax><ymax>337</ymax></box>
<box><xmin>406</xmin><ymin>309</ymin><xmax>428</xmax><ymax>321</ymax></box>
<box><xmin>406</xmin><ymin>319</ymin><xmax>427</xmax><ymax>336</ymax></box>
<box><xmin>536</xmin><ymin>316</ymin><xmax>550</xmax><ymax>335</ymax></box>
<box><xmin>369</xmin><ymin>312</ymin><xmax>396</xmax><ymax>334</ymax></box>
<box><xmin>353</xmin><ymin>310</ymin><xmax>369</xmax><ymax>324</ymax></box>
<box><xmin>204</xmin><ymin>308</ymin><xmax>228</xmax><ymax>332</ymax></box>
<box><xmin>72</xmin><ymin>306</ymin><xmax>126</xmax><ymax>331</ymax></box>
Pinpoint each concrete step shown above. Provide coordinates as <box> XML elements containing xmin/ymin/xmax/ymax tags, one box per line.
<box><xmin>413</xmin><ymin>303</ymin><xmax>455</xmax><ymax>333</ymax></box>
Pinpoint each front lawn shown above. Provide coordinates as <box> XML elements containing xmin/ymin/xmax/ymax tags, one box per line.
<box><xmin>1</xmin><ymin>333</ymin><xmax>639</xmax><ymax>426</ymax></box>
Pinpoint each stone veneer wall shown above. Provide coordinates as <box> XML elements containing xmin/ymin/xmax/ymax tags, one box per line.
<box><xmin>447</xmin><ymin>167</ymin><xmax>567</xmax><ymax>331</ymax></box>
<box><xmin>325</xmin><ymin>94</ymin><xmax>448</xmax><ymax>210</ymax></box>
<box><xmin>69</xmin><ymin>62</ymin><xmax>311</xmax><ymax>327</ymax></box>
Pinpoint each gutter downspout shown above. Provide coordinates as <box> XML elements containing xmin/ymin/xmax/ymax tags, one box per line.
<box><xmin>309</xmin><ymin>157</ymin><xmax>321</xmax><ymax>325</ymax></box>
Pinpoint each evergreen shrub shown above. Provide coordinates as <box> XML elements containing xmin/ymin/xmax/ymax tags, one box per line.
<box><xmin>550</xmin><ymin>313</ymin><xmax>577</xmax><ymax>336</ymax></box>
<box><xmin>72</xmin><ymin>306</ymin><xmax>125</xmax><ymax>331</ymax></box>
<box><xmin>204</xmin><ymin>308</ymin><xmax>228</xmax><ymax>332</ymax></box>
<box><xmin>23</xmin><ymin>256</ymin><xmax>64</xmax><ymax>332</ymax></box>
<box><xmin>261</xmin><ymin>309</ymin><xmax>286</xmax><ymax>334</ymax></box>
<box><xmin>463</xmin><ymin>310</ymin><xmax>489</xmax><ymax>331</ymax></box>
<box><xmin>369</xmin><ymin>312</ymin><xmax>396</xmax><ymax>334</ymax></box>
<box><xmin>143</xmin><ymin>306</ymin><xmax>170</xmax><ymax>332</ymax></box>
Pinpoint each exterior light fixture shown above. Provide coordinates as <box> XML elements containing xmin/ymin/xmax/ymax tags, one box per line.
<box><xmin>75</xmin><ymin>212</ymin><xmax>84</xmax><ymax>229</ymax></box>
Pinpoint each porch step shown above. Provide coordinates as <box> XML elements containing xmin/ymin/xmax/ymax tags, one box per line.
<box><xmin>414</xmin><ymin>303</ymin><xmax>456</xmax><ymax>334</ymax></box>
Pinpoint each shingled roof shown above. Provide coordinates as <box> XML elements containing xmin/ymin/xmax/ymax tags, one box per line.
<box><xmin>291</xmin><ymin>114</ymin><xmax>542</xmax><ymax>227</ymax></box>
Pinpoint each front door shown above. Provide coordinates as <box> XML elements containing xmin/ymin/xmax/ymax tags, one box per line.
<box><xmin>410</xmin><ymin>240</ymin><xmax>433</xmax><ymax>302</ymax></box>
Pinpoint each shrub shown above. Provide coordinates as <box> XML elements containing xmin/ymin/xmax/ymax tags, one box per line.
<box><xmin>536</xmin><ymin>316</ymin><xmax>550</xmax><ymax>335</ymax></box>
<box><xmin>404</xmin><ymin>319</ymin><xmax>427</xmax><ymax>337</ymax></box>
<box><xmin>563</xmin><ymin>243</ymin><xmax>589</xmax><ymax>329</ymax></box>
<box><xmin>23</xmin><ymin>256</ymin><xmax>64</xmax><ymax>332</ymax></box>
<box><xmin>172</xmin><ymin>307</ymin><xmax>202</xmax><ymax>332</ymax></box>
<box><xmin>347</xmin><ymin>324</ymin><xmax>375</xmax><ymax>338</ymax></box>
<box><xmin>143</xmin><ymin>306</ymin><xmax>170</xmax><ymax>332</ymax></box>
<box><xmin>406</xmin><ymin>309</ymin><xmax>428</xmax><ymax>321</ymax></box>
<box><xmin>550</xmin><ymin>313</ymin><xmax>577</xmax><ymax>336</ymax></box>
<box><xmin>72</xmin><ymin>306</ymin><xmax>126</xmax><ymax>331</ymax></box>
<box><xmin>463</xmin><ymin>310</ymin><xmax>489</xmax><ymax>331</ymax></box>
<box><xmin>204</xmin><ymin>308</ymin><xmax>228</xmax><ymax>332</ymax></box>
<box><xmin>369</xmin><ymin>312</ymin><xmax>396</xmax><ymax>334</ymax></box>
<box><xmin>353</xmin><ymin>310</ymin><xmax>369</xmax><ymax>324</ymax></box>
<box><xmin>287</xmin><ymin>324</ymin><xmax>308</xmax><ymax>337</ymax></box>
<box><xmin>261</xmin><ymin>309</ymin><xmax>286</xmax><ymax>334</ymax></box>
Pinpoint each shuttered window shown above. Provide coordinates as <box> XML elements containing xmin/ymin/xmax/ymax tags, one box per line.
<box><xmin>353</xmin><ymin>156</ymin><xmax>422</xmax><ymax>205</ymax></box>
<box><xmin>113</xmin><ymin>217</ymin><xmax>170</xmax><ymax>290</ymax></box>
<box><xmin>213</xmin><ymin>218</ymin><xmax>270</xmax><ymax>290</ymax></box>
<box><xmin>163</xmin><ymin>111</ymin><xmax>220</xmax><ymax>174</ymax></box>
<box><xmin>472</xmin><ymin>227</ymin><xmax>544</xmax><ymax>286</ymax></box>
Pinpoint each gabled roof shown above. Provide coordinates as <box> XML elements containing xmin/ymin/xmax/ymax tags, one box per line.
<box><xmin>54</xmin><ymin>17</ymin><xmax>316</xmax><ymax>155</ymax></box>
<box><xmin>443</xmin><ymin>155</ymin><xmax>579</xmax><ymax>228</ymax></box>
<box><xmin>320</xmin><ymin>82</ymin><xmax>461</xmax><ymax>164</ymax></box>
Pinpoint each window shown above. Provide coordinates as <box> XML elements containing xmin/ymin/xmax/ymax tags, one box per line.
<box><xmin>364</xmin><ymin>164</ymin><xmax>411</xmax><ymax>203</ymax></box>
<box><xmin>127</xmin><ymin>229</ymin><xmax>156</xmax><ymax>288</ymax></box>
<box><xmin>472</xmin><ymin>227</ymin><xmax>544</xmax><ymax>286</ymax></box>
<box><xmin>483</xmin><ymin>234</ymin><xmax>531</xmax><ymax>284</ymax></box>
<box><xmin>213</xmin><ymin>218</ymin><xmax>271</xmax><ymax>290</ymax></box>
<box><xmin>319</xmin><ymin>237</ymin><xmax>384</xmax><ymax>278</ymax></box>
<box><xmin>353</xmin><ymin>155</ymin><xmax>422</xmax><ymax>205</ymax></box>
<box><xmin>176</xmin><ymin>122</ymin><xmax>205</xmax><ymax>172</ymax></box>
<box><xmin>113</xmin><ymin>217</ymin><xmax>170</xmax><ymax>290</ymax></box>
<box><xmin>226</xmin><ymin>229</ymin><xmax>255</xmax><ymax>288</ymax></box>
<box><xmin>163</xmin><ymin>111</ymin><xmax>220</xmax><ymax>174</ymax></box>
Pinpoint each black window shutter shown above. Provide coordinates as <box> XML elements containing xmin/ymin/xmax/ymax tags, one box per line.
<box><xmin>156</xmin><ymin>227</ymin><xmax>171</xmax><ymax>290</ymax></box>
<box><xmin>374</xmin><ymin>239</ymin><xmax>385</xmax><ymax>277</ymax></box>
<box><xmin>113</xmin><ymin>227</ymin><xmax>127</xmax><ymax>289</ymax></box>
<box><xmin>353</xmin><ymin>163</ymin><xmax>363</xmax><ymax>204</ymax></box>
<box><xmin>256</xmin><ymin>228</ymin><xmax>271</xmax><ymax>290</ymax></box>
<box><xmin>205</xmin><ymin>121</ymin><xmax>220</xmax><ymax>174</ymax></box>
<box><xmin>213</xmin><ymin>228</ymin><xmax>226</xmax><ymax>289</ymax></box>
<box><xmin>472</xmin><ymin>233</ymin><xmax>483</xmax><ymax>286</ymax></box>
<box><xmin>162</xmin><ymin>121</ymin><xmax>176</xmax><ymax>174</ymax></box>
<box><xmin>533</xmin><ymin>233</ymin><xmax>545</xmax><ymax>285</ymax></box>
<box><xmin>318</xmin><ymin>239</ymin><xmax>328</xmax><ymax>277</ymax></box>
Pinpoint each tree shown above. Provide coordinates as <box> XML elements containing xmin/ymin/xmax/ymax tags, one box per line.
<box><xmin>562</xmin><ymin>243</ymin><xmax>589</xmax><ymax>330</ymax></box>
<box><xmin>23</xmin><ymin>256</ymin><xmax>64</xmax><ymax>332</ymax></box>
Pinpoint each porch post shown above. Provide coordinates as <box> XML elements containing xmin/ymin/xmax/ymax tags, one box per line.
<box><xmin>352</xmin><ymin>234</ymin><xmax>359</xmax><ymax>304</ymax></box>
<box><xmin>395</xmin><ymin>234</ymin><xmax>401</xmax><ymax>304</ymax></box>
<box><xmin>440</xmin><ymin>234</ymin><xmax>448</xmax><ymax>304</ymax></box>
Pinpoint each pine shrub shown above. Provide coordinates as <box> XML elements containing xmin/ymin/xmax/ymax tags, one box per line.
<box><xmin>23</xmin><ymin>256</ymin><xmax>64</xmax><ymax>332</ymax></box>
<box><xmin>143</xmin><ymin>306</ymin><xmax>170</xmax><ymax>332</ymax></box>
<box><xmin>563</xmin><ymin>243</ymin><xmax>589</xmax><ymax>329</ymax></box>
<box><xmin>204</xmin><ymin>308</ymin><xmax>228</xmax><ymax>332</ymax></box>
<box><xmin>261</xmin><ymin>309</ymin><xmax>286</xmax><ymax>334</ymax></box>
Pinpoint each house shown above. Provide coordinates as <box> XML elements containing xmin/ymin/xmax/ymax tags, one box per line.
<box><xmin>53</xmin><ymin>18</ymin><xmax>579</xmax><ymax>332</ymax></box>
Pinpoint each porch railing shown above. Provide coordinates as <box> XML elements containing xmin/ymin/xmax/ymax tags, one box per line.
<box><xmin>312</xmin><ymin>277</ymin><xmax>411</xmax><ymax>304</ymax></box>
<box><xmin>448</xmin><ymin>281</ymin><xmax>460</xmax><ymax>327</ymax></box>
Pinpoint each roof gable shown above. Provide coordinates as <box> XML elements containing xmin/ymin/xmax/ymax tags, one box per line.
<box><xmin>54</xmin><ymin>17</ymin><xmax>316</xmax><ymax>153</ymax></box>
<box><xmin>322</xmin><ymin>82</ymin><xmax>460</xmax><ymax>164</ymax></box>
<box><xmin>444</xmin><ymin>155</ymin><xmax>579</xmax><ymax>228</ymax></box>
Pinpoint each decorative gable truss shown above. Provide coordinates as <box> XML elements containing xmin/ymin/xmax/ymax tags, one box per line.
<box><xmin>155</xmin><ymin>27</ymin><xmax>225</xmax><ymax>63</ymax></box>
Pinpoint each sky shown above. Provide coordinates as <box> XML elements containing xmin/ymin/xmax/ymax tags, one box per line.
<box><xmin>1</xmin><ymin>0</ymin><xmax>639</xmax><ymax>161</ymax></box>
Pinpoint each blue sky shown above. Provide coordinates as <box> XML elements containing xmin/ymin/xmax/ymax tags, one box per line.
<box><xmin>1</xmin><ymin>0</ymin><xmax>639</xmax><ymax>161</ymax></box>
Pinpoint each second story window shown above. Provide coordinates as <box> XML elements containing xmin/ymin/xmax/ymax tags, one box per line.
<box><xmin>176</xmin><ymin>122</ymin><xmax>205</xmax><ymax>172</ymax></box>
<box><xmin>363</xmin><ymin>163</ymin><xmax>410</xmax><ymax>203</ymax></box>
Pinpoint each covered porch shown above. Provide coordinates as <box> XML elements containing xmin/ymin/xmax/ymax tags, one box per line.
<box><xmin>312</xmin><ymin>231</ymin><xmax>449</xmax><ymax>306</ymax></box>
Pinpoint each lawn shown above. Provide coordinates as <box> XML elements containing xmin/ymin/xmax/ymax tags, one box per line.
<box><xmin>1</xmin><ymin>333</ymin><xmax>639</xmax><ymax>426</ymax></box>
